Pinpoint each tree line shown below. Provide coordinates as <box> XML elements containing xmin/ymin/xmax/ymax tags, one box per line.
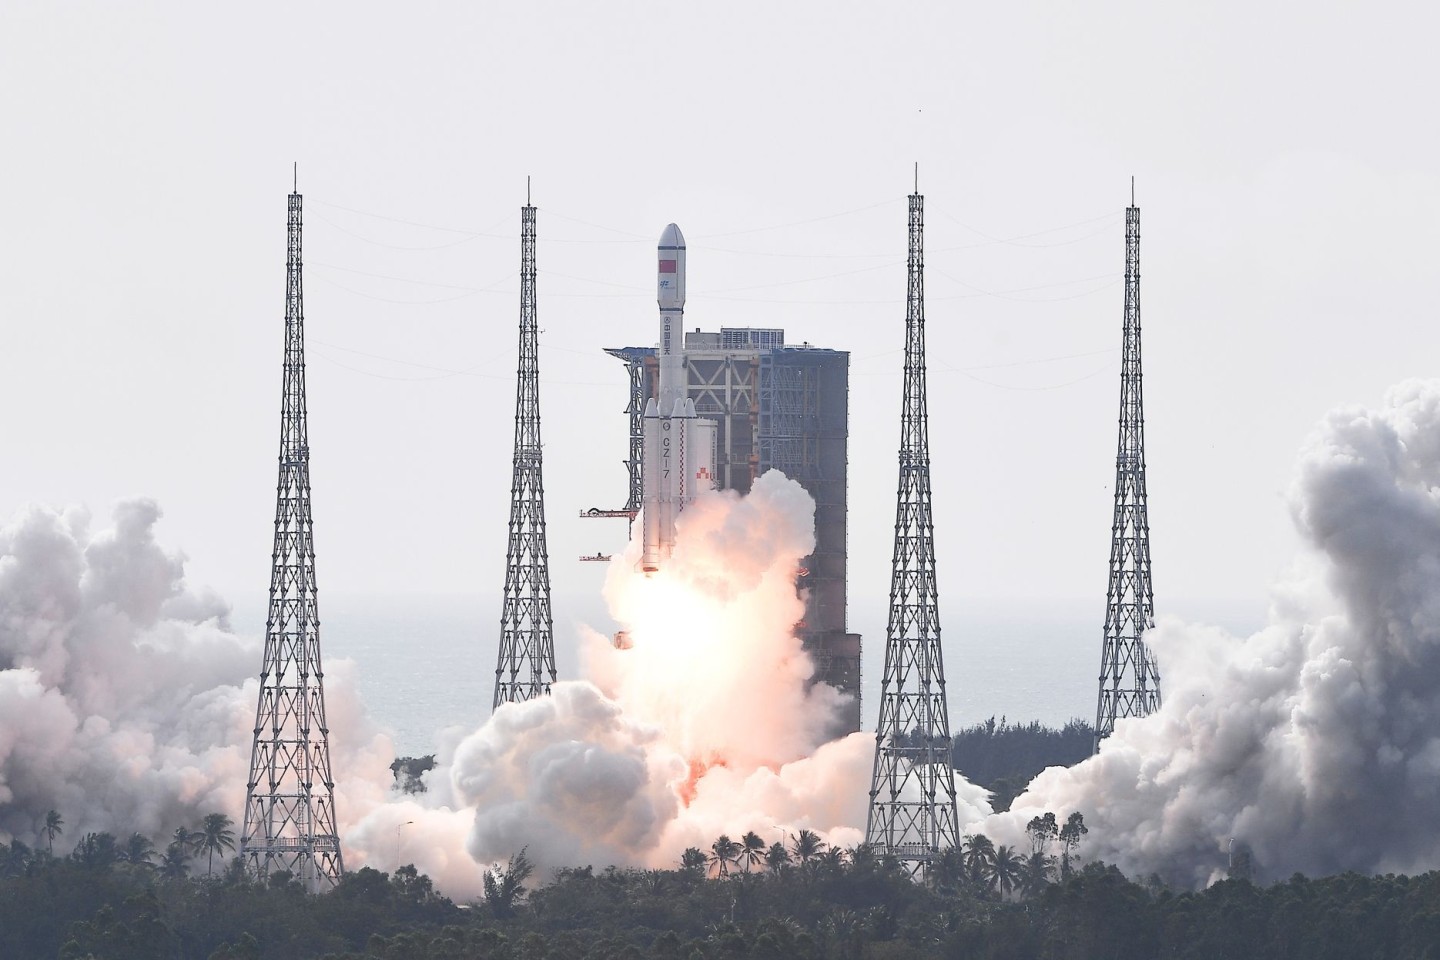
<box><xmin>27</xmin><ymin>810</ymin><xmax>241</xmax><ymax>881</ymax></box>
<box><xmin>6</xmin><ymin>808</ymin><xmax>1440</xmax><ymax>959</ymax></box>
<box><xmin>391</xmin><ymin>717</ymin><xmax>1095</xmax><ymax>812</ymax></box>
<box><xmin>950</xmin><ymin>717</ymin><xmax>1094</xmax><ymax>811</ymax></box>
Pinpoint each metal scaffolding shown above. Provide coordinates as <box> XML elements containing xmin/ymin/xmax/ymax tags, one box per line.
<box><xmin>239</xmin><ymin>183</ymin><xmax>344</xmax><ymax>891</ymax></box>
<box><xmin>866</xmin><ymin>187</ymin><xmax>959</xmax><ymax>878</ymax></box>
<box><xmin>494</xmin><ymin>192</ymin><xmax>558</xmax><ymax>709</ymax></box>
<box><xmin>601</xmin><ymin>346</ymin><xmax>652</xmax><ymax>519</ymax></box>
<box><xmin>1095</xmin><ymin>188</ymin><xmax>1161</xmax><ymax>751</ymax></box>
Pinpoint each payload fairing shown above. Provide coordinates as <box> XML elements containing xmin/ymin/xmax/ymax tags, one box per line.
<box><xmin>640</xmin><ymin>223</ymin><xmax>716</xmax><ymax>573</ymax></box>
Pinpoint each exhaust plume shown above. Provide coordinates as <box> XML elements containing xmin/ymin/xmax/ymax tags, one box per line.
<box><xmin>989</xmin><ymin>379</ymin><xmax>1440</xmax><ymax>886</ymax></box>
<box><xmin>347</xmin><ymin>471</ymin><xmax>952</xmax><ymax>886</ymax></box>
<box><xmin>22</xmin><ymin>381</ymin><xmax>1440</xmax><ymax>894</ymax></box>
<box><xmin>0</xmin><ymin>499</ymin><xmax>392</xmax><ymax>855</ymax></box>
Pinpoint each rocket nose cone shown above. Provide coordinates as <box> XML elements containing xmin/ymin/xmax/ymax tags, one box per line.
<box><xmin>659</xmin><ymin>223</ymin><xmax>685</xmax><ymax>249</ymax></box>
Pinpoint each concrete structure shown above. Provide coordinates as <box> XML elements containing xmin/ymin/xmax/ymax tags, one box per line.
<box><xmin>602</xmin><ymin>327</ymin><xmax>861</xmax><ymax>734</ymax></box>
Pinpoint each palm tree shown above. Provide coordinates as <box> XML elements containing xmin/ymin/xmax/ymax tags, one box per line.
<box><xmin>790</xmin><ymin>828</ymin><xmax>824</xmax><ymax>867</ymax></box>
<box><xmin>848</xmin><ymin>844</ymin><xmax>880</xmax><ymax>877</ymax></box>
<box><xmin>679</xmin><ymin>847</ymin><xmax>708</xmax><ymax>875</ymax></box>
<box><xmin>71</xmin><ymin>832</ymin><xmax>119</xmax><ymax>867</ymax></box>
<box><xmin>990</xmin><ymin>845</ymin><xmax>1022</xmax><ymax>898</ymax></box>
<box><xmin>120</xmin><ymin>833</ymin><xmax>156</xmax><ymax>868</ymax></box>
<box><xmin>819</xmin><ymin>908</ymin><xmax>862</xmax><ymax>959</ymax></box>
<box><xmin>43</xmin><ymin>810</ymin><xmax>63</xmax><ymax>854</ymax></box>
<box><xmin>639</xmin><ymin>869</ymin><xmax>666</xmax><ymax>896</ymax></box>
<box><xmin>159</xmin><ymin>840</ymin><xmax>190</xmax><ymax>880</ymax></box>
<box><xmin>961</xmin><ymin>834</ymin><xmax>995</xmax><ymax>888</ymax></box>
<box><xmin>709</xmin><ymin>834</ymin><xmax>741</xmax><ymax>877</ymax></box>
<box><xmin>739</xmin><ymin>831</ymin><xmax>766</xmax><ymax>873</ymax></box>
<box><xmin>171</xmin><ymin>826</ymin><xmax>197</xmax><ymax>859</ymax></box>
<box><xmin>197</xmin><ymin>813</ymin><xmax>237</xmax><ymax>878</ymax></box>
<box><xmin>1020</xmin><ymin>850</ymin><xmax>1055</xmax><ymax>897</ymax></box>
<box><xmin>816</xmin><ymin>846</ymin><xmax>848</xmax><ymax>877</ymax></box>
<box><xmin>764</xmin><ymin>841</ymin><xmax>791</xmax><ymax>874</ymax></box>
<box><xmin>929</xmin><ymin>846</ymin><xmax>967</xmax><ymax>892</ymax></box>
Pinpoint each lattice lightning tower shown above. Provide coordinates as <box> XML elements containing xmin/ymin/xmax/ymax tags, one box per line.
<box><xmin>493</xmin><ymin>186</ymin><xmax>557</xmax><ymax>709</ymax></box>
<box><xmin>1094</xmin><ymin>184</ymin><xmax>1161</xmax><ymax>752</ymax></box>
<box><xmin>240</xmin><ymin>181</ymin><xmax>345</xmax><ymax>890</ymax></box>
<box><xmin>866</xmin><ymin>183</ymin><xmax>960</xmax><ymax>876</ymax></box>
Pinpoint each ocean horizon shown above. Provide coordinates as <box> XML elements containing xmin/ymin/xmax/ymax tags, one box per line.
<box><xmin>229</xmin><ymin>592</ymin><xmax>1264</xmax><ymax>760</ymax></box>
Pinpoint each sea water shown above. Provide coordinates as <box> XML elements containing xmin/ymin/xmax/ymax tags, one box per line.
<box><xmin>231</xmin><ymin>593</ymin><xmax>1261</xmax><ymax>759</ymax></box>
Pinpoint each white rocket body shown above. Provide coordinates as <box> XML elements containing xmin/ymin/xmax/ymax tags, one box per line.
<box><xmin>641</xmin><ymin>223</ymin><xmax>716</xmax><ymax>574</ymax></box>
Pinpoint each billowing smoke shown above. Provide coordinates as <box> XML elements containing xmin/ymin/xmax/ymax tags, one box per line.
<box><xmin>0</xmin><ymin>470</ymin><xmax>899</xmax><ymax>898</ymax></box>
<box><xmin>345</xmin><ymin>470</ymin><xmax>937</xmax><ymax>889</ymax></box>
<box><xmin>17</xmin><ymin>382</ymin><xmax>1440</xmax><ymax>895</ymax></box>
<box><xmin>988</xmin><ymin>379</ymin><xmax>1440</xmax><ymax>886</ymax></box>
<box><xmin>0</xmin><ymin>499</ymin><xmax>393</xmax><ymax>851</ymax></box>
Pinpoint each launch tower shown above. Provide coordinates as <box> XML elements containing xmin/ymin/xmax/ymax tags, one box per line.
<box><xmin>240</xmin><ymin>181</ymin><xmax>345</xmax><ymax>890</ymax></box>
<box><xmin>493</xmin><ymin>187</ymin><xmax>557</xmax><ymax>709</ymax></box>
<box><xmin>865</xmin><ymin>185</ymin><xmax>960</xmax><ymax>876</ymax></box>
<box><xmin>1094</xmin><ymin>185</ymin><xmax>1161</xmax><ymax>751</ymax></box>
<box><xmin>598</xmin><ymin>331</ymin><xmax>859</xmax><ymax>732</ymax></box>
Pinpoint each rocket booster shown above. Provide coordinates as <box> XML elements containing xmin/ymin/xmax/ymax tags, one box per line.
<box><xmin>641</xmin><ymin>224</ymin><xmax>716</xmax><ymax>574</ymax></box>
<box><xmin>656</xmin><ymin>223</ymin><xmax>686</xmax><ymax>412</ymax></box>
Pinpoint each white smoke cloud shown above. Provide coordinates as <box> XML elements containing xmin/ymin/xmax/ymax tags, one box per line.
<box><xmin>0</xmin><ymin>471</ymin><xmax>874</xmax><ymax>897</ymax></box>
<box><xmin>0</xmin><ymin>499</ymin><xmax>391</xmax><ymax>852</ymax></box>
<box><xmin>987</xmin><ymin>379</ymin><xmax>1440</xmax><ymax>886</ymax></box>
<box><xmin>22</xmin><ymin>381</ymin><xmax>1440</xmax><ymax>895</ymax></box>
<box><xmin>346</xmin><ymin>470</ymin><xmax>885</xmax><ymax>886</ymax></box>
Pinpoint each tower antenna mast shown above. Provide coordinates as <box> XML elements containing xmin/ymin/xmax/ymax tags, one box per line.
<box><xmin>865</xmin><ymin>179</ymin><xmax>960</xmax><ymax>877</ymax></box>
<box><xmin>1094</xmin><ymin>181</ymin><xmax>1162</xmax><ymax>751</ymax></box>
<box><xmin>494</xmin><ymin>184</ymin><xmax>557</xmax><ymax>708</ymax></box>
<box><xmin>239</xmin><ymin>180</ymin><xmax>345</xmax><ymax>890</ymax></box>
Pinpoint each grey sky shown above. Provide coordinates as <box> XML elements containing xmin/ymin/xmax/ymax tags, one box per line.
<box><xmin>1</xmin><ymin>1</ymin><xmax>1436</xmax><ymax>684</ymax></box>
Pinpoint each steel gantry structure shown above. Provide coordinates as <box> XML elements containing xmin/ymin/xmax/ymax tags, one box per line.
<box><xmin>239</xmin><ymin>179</ymin><xmax>345</xmax><ymax>890</ymax></box>
<box><xmin>1094</xmin><ymin>184</ymin><xmax>1162</xmax><ymax>752</ymax></box>
<box><xmin>493</xmin><ymin>186</ymin><xmax>557</xmax><ymax>710</ymax></box>
<box><xmin>866</xmin><ymin>182</ymin><xmax>960</xmax><ymax>877</ymax></box>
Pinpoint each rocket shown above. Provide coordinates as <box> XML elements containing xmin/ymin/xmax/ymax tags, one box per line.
<box><xmin>640</xmin><ymin>223</ymin><xmax>716</xmax><ymax>574</ymax></box>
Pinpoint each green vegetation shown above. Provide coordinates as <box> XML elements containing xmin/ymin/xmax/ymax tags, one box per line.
<box><xmin>5</xmin><ymin>811</ymin><xmax>1440</xmax><ymax>959</ymax></box>
<box><xmin>951</xmin><ymin>717</ymin><xmax>1093</xmax><ymax>810</ymax></box>
<box><xmin>390</xmin><ymin>756</ymin><xmax>437</xmax><ymax>795</ymax></box>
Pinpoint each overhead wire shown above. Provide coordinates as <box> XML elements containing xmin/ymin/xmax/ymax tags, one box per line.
<box><xmin>683</xmin><ymin>207</ymin><xmax>1121</xmax><ymax>259</ymax></box>
<box><xmin>537</xmin><ymin>268</ymin><xmax>650</xmax><ymax>293</ymax></box>
<box><xmin>930</xmin><ymin>268</ymin><xmax>1121</xmax><ymax>303</ymax></box>
<box><xmin>689</xmin><ymin>197</ymin><xmax>905</xmax><ymax>240</ymax></box>
<box><xmin>310</xmin><ymin>260</ymin><xmax>509</xmax><ymax>293</ymax></box>
<box><xmin>694</xmin><ymin>259</ymin><xmax>904</xmax><ymax>295</ymax></box>
<box><xmin>542</xmin><ymin>209</ymin><xmax>654</xmax><ymax>240</ymax></box>
<box><xmin>310</xmin><ymin>209</ymin><xmax>511</xmax><ymax>251</ymax></box>
<box><xmin>688</xmin><ymin>242</ymin><xmax>895</xmax><ymax>260</ymax></box>
<box><xmin>960</xmin><ymin>346</ymin><xmax>1118</xmax><ymax>371</ymax></box>
<box><xmin>311</xmin><ymin>339</ymin><xmax>617</xmax><ymax>387</ymax></box>
<box><xmin>310</xmin><ymin>198</ymin><xmax>494</xmax><ymax>236</ymax></box>
<box><xmin>854</xmin><ymin>345</ymin><xmax>1118</xmax><ymax>373</ymax></box>
<box><xmin>311</xmin><ymin>197</ymin><xmax>650</xmax><ymax>246</ymax></box>
<box><xmin>940</xmin><ymin>358</ymin><xmax>1119</xmax><ymax>392</ymax></box>
<box><xmin>932</xmin><ymin>207</ymin><xmax>1123</xmax><ymax>249</ymax></box>
<box><xmin>303</xmin><ymin>195</ymin><xmax>1128</xmax><ymax>386</ymax></box>
<box><xmin>310</xmin><ymin>275</ymin><xmax>489</xmax><ymax>305</ymax></box>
